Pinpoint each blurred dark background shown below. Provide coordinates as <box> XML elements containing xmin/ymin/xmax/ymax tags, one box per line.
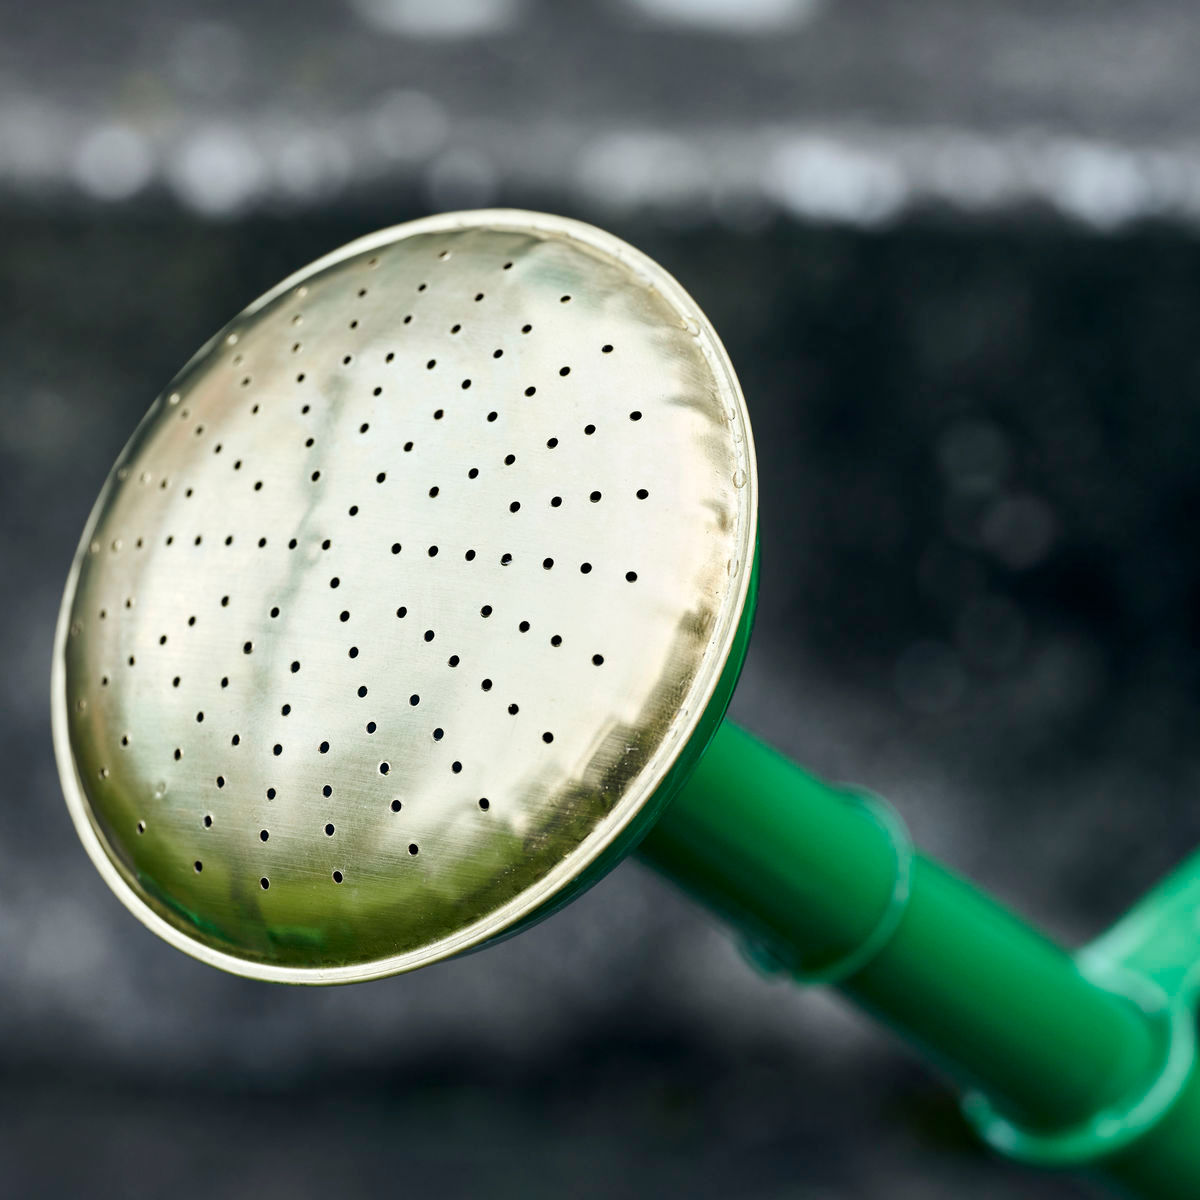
<box><xmin>3</xmin><ymin>3</ymin><xmax>1200</xmax><ymax>1197</ymax></box>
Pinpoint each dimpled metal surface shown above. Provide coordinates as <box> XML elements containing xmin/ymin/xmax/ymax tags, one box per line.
<box><xmin>51</xmin><ymin>210</ymin><xmax>756</xmax><ymax>983</ymax></box>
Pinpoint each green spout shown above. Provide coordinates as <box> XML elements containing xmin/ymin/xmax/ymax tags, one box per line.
<box><xmin>639</xmin><ymin>720</ymin><xmax>1200</xmax><ymax>1198</ymax></box>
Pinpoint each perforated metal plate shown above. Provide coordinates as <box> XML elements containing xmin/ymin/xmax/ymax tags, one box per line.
<box><xmin>51</xmin><ymin>210</ymin><xmax>757</xmax><ymax>983</ymax></box>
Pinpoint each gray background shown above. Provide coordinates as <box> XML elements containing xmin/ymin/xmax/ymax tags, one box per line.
<box><xmin>3</xmin><ymin>3</ymin><xmax>1200</xmax><ymax>1198</ymax></box>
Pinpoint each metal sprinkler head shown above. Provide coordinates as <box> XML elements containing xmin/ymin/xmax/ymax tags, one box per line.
<box><xmin>51</xmin><ymin>210</ymin><xmax>758</xmax><ymax>983</ymax></box>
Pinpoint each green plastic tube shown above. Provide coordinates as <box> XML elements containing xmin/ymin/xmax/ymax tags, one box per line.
<box><xmin>638</xmin><ymin>720</ymin><xmax>1200</xmax><ymax>1197</ymax></box>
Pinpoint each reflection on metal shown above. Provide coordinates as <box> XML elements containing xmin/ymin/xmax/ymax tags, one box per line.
<box><xmin>51</xmin><ymin>209</ymin><xmax>757</xmax><ymax>984</ymax></box>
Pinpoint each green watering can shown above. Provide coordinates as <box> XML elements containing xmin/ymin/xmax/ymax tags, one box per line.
<box><xmin>51</xmin><ymin>210</ymin><xmax>1200</xmax><ymax>1198</ymax></box>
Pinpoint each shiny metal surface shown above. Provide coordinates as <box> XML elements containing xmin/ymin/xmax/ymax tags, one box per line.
<box><xmin>51</xmin><ymin>210</ymin><xmax>756</xmax><ymax>983</ymax></box>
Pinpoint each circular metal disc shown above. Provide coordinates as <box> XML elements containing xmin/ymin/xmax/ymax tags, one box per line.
<box><xmin>51</xmin><ymin>210</ymin><xmax>757</xmax><ymax>983</ymax></box>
